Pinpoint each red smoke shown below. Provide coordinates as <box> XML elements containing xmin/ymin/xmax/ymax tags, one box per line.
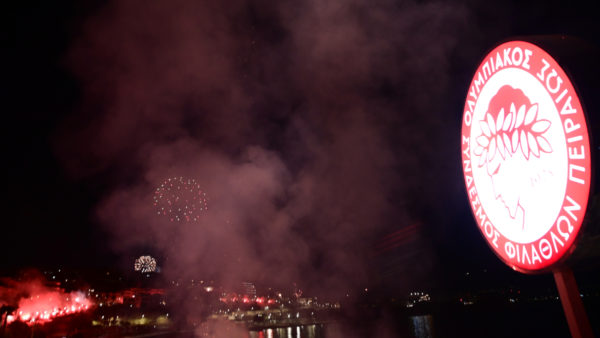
<box><xmin>56</xmin><ymin>0</ymin><xmax>467</xmax><ymax>305</ymax></box>
<box><xmin>0</xmin><ymin>274</ymin><xmax>93</xmax><ymax>326</ymax></box>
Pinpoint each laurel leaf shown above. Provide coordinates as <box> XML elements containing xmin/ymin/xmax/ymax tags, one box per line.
<box><xmin>496</xmin><ymin>108</ymin><xmax>505</xmax><ymax>133</ymax></box>
<box><xmin>474</xmin><ymin>145</ymin><xmax>484</xmax><ymax>156</ymax></box>
<box><xmin>520</xmin><ymin>130</ymin><xmax>529</xmax><ymax>159</ymax></box>
<box><xmin>503</xmin><ymin>133</ymin><xmax>512</xmax><ymax>154</ymax></box>
<box><xmin>487</xmin><ymin>137</ymin><xmax>497</xmax><ymax>162</ymax></box>
<box><xmin>532</xmin><ymin>119</ymin><xmax>551</xmax><ymax>133</ymax></box>
<box><xmin>524</xmin><ymin>104</ymin><xmax>538</xmax><ymax>126</ymax></box>
<box><xmin>515</xmin><ymin>104</ymin><xmax>526</xmax><ymax>128</ymax></box>
<box><xmin>502</xmin><ymin>113</ymin><xmax>513</xmax><ymax>131</ymax></box>
<box><xmin>487</xmin><ymin>113</ymin><xmax>497</xmax><ymax>135</ymax></box>
<box><xmin>480</xmin><ymin>120</ymin><xmax>491</xmax><ymax>138</ymax></box>
<box><xmin>537</xmin><ymin>136</ymin><xmax>553</xmax><ymax>153</ymax></box>
<box><xmin>477</xmin><ymin>135</ymin><xmax>490</xmax><ymax>147</ymax></box>
<box><xmin>479</xmin><ymin>149</ymin><xmax>487</xmax><ymax>167</ymax></box>
<box><xmin>528</xmin><ymin>132</ymin><xmax>539</xmax><ymax>157</ymax></box>
<box><xmin>515</xmin><ymin>105</ymin><xmax>525</xmax><ymax>128</ymax></box>
<box><xmin>510</xmin><ymin>103</ymin><xmax>517</xmax><ymax>130</ymax></box>
<box><xmin>497</xmin><ymin>135</ymin><xmax>506</xmax><ymax>159</ymax></box>
<box><xmin>511</xmin><ymin>130</ymin><xmax>519</xmax><ymax>153</ymax></box>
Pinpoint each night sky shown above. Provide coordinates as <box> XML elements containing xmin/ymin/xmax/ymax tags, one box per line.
<box><xmin>4</xmin><ymin>0</ymin><xmax>600</xmax><ymax>297</ymax></box>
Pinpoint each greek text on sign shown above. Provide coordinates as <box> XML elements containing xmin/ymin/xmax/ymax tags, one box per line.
<box><xmin>461</xmin><ymin>40</ymin><xmax>591</xmax><ymax>272</ymax></box>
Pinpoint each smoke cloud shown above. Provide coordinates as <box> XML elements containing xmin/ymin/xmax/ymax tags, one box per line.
<box><xmin>0</xmin><ymin>270</ymin><xmax>92</xmax><ymax>325</ymax></box>
<box><xmin>57</xmin><ymin>0</ymin><xmax>471</xmax><ymax>309</ymax></box>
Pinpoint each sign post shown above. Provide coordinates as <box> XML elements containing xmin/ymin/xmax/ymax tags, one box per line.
<box><xmin>461</xmin><ymin>40</ymin><xmax>594</xmax><ymax>337</ymax></box>
<box><xmin>554</xmin><ymin>267</ymin><xmax>594</xmax><ymax>338</ymax></box>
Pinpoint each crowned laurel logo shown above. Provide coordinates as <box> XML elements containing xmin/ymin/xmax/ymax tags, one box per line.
<box><xmin>474</xmin><ymin>86</ymin><xmax>553</xmax><ymax>228</ymax></box>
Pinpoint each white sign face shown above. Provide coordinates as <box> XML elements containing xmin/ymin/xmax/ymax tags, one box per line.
<box><xmin>461</xmin><ymin>41</ymin><xmax>592</xmax><ymax>272</ymax></box>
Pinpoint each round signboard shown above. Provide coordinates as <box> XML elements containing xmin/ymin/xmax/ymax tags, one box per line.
<box><xmin>461</xmin><ymin>40</ymin><xmax>592</xmax><ymax>273</ymax></box>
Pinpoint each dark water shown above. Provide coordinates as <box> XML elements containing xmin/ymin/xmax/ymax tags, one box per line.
<box><xmin>248</xmin><ymin>324</ymin><xmax>324</xmax><ymax>338</ymax></box>
<box><xmin>246</xmin><ymin>298</ymin><xmax>600</xmax><ymax>338</ymax></box>
<box><xmin>409</xmin><ymin>315</ymin><xmax>434</xmax><ymax>338</ymax></box>
<box><xmin>247</xmin><ymin>318</ymin><xmax>433</xmax><ymax>338</ymax></box>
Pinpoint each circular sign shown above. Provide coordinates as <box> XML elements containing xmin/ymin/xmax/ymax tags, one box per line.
<box><xmin>461</xmin><ymin>41</ymin><xmax>592</xmax><ymax>273</ymax></box>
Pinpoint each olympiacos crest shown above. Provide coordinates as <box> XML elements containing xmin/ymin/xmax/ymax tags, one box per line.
<box><xmin>461</xmin><ymin>41</ymin><xmax>592</xmax><ymax>272</ymax></box>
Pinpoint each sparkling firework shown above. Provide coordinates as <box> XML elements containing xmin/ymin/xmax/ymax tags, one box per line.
<box><xmin>134</xmin><ymin>255</ymin><xmax>157</xmax><ymax>273</ymax></box>
<box><xmin>153</xmin><ymin>177</ymin><xmax>208</xmax><ymax>222</ymax></box>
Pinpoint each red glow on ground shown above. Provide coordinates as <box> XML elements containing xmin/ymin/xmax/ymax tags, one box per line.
<box><xmin>218</xmin><ymin>294</ymin><xmax>275</xmax><ymax>307</ymax></box>
<box><xmin>5</xmin><ymin>289</ymin><xmax>93</xmax><ymax>326</ymax></box>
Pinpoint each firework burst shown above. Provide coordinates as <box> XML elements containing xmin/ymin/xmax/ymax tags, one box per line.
<box><xmin>153</xmin><ymin>177</ymin><xmax>208</xmax><ymax>222</ymax></box>
<box><xmin>134</xmin><ymin>256</ymin><xmax>157</xmax><ymax>273</ymax></box>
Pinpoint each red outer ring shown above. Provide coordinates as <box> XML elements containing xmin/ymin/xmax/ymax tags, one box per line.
<box><xmin>461</xmin><ymin>40</ymin><xmax>592</xmax><ymax>273</ymax></box>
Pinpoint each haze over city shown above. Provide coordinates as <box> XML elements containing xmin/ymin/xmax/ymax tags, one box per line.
<box><xmin>3</xmin><ymin>1</ymin><xmax>600</xmax><ymax>337</ymax></box>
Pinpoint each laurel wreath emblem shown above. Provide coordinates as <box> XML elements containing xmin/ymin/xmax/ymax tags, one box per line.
<box><xmin>474</xmin><ymin>103</ymin><xmax>552</xmax><ymax>174</ymax></box>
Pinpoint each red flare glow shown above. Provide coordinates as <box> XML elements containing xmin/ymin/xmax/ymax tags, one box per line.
<box><xmin>218</xmin><ymin>294</ymin><xmax>275</xmax><ymax>307</ymax></box>
<box><xmin>4</xmin><ymin>289</ymin><xmax>93</xmax><ymax>326</ymax></box>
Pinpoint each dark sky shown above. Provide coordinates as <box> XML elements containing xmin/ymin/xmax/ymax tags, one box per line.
<box><xmin>4</xmin><ymin>0</ymin><xmax>600</xmax><ymax>296</ymax></box>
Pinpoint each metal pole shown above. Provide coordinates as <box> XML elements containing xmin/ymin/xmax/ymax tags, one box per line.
<box><xmin>553</xmin><ymin>267</ymin><xmax>594</xmax><ymax>338</ymax></box>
